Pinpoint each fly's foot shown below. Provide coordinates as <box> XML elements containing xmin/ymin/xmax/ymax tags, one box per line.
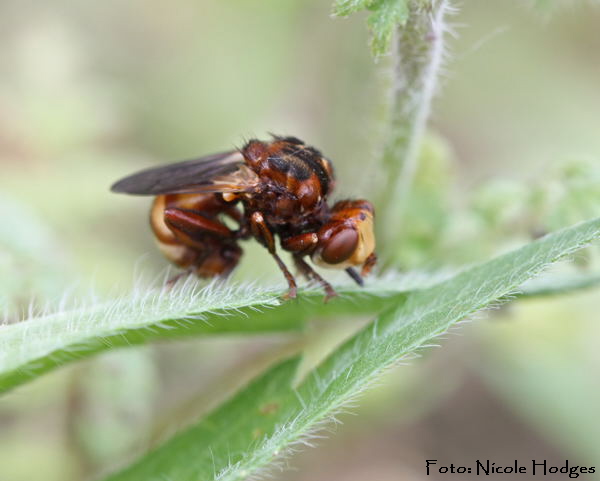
<box><xmin>165</xmin><ymin>269</ymin><xmax>193</xmax><ymax>288</ymax></box>
<box><xmin>283</xmin><ymin>286</ymin><xmax>298</xmax><ymax>300</ymax></box>
<box><xmin>323</xmin><ymin>286</ymin><xmax>339</xmax><ymax>303</ymax></box>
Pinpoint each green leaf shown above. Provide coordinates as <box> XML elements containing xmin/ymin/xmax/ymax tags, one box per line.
<box><xmin>332</xmin><ymin>0</ymin><xmax>373</xmax><ymax>16</ymax></box>
<box><xmin>332</xmin><ymin>0</ymin><xmax>409</xmax><ymax>56</ymax></box>
<box><xmin>103</xmin><ymin>217</ymin><xmax>600</xmax><ymax>481</ymax></box>
<box><xmin>518</xmin><ymin>269</ymin><xmax>600</xmax><ymax>298</ymax></box>
<box><xmin>0</xmin><ymin>275</ymin><xmax>432</xmax><ymax>395</ymax></box>
<box><xmin>105</xmin><ymin>357</ymin><xmax>302</xmax><ymax>481</ymax></box>
<box><xmin>367</xmin><ymin>0</ymin><xmax>410</xmax><ymax>56</ymax></box>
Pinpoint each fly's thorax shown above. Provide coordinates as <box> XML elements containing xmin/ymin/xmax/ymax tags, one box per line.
<box><xmin>241</xmin><ymin>136</ymin><xmax>335</xmax><ymax>217</ymax></box>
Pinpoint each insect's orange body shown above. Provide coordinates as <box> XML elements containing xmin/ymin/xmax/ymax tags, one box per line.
<box><xmin>112</xmin><ymin>135</ymin><xmax>377</xmax><ymax>300</ymax></box>
<box><xmin>150</xmin><ymin>193</ymin><xmax>242</xmax><ymax>277</ymax></box>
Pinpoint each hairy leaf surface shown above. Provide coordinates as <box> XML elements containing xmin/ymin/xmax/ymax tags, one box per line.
<box><xmin>104</xmin><ymin>217</ymin><xmax>600</xmax><ymax>481</ymax></box>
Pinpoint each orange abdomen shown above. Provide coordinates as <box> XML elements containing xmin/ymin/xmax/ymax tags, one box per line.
<box><xmin>150</xmin><ymin>193</ymin><xmax>242</xmax><ymax>276</ymax></box>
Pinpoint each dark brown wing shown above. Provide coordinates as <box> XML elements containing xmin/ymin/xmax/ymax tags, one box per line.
<box><xmin>110</xmin><ymin>150</ymin><xmax>256</xmax><ymax>195</ymax></box>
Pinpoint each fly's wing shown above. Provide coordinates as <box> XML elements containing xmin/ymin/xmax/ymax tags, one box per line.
<box><xmin>110</xmin><ymin>150</ymin><xmax>258</xmax><ymax>195</ymax></box>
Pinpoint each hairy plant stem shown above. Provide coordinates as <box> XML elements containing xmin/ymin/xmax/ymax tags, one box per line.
<box><xmin>379</xmin><ymin>0</ymin><xmax>451</xmax><ymax>260</ymax></box>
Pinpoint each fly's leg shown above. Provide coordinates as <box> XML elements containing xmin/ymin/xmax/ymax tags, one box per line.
<box><xmin>163</xmin><ymin>208</ymin><xmax>241</xmax><ymax>279</ymax></box>
<box><xmin>361</xmin><ymin>252</ymin><xmax>377</xmax><ymax>277</ymax></box>
<box><xmin>166</xmin><ymin>268</ymin><xmax>194</xmax><ymax>288</ymax></box>
<box><xmin>280</xmin><ymin>232</ymin><xmax>337</xmax><ymax>301</ymax></box>
<box><xmin>280</xmin><ymin>232</ymin><xmax>318</xmax><ymax>255</ymax></box>
<box><xmin>343</xmin><ymin>253</ymin><xmax>376</xmax><ymax>286</ymax></box>
<box><xmin>164</xmin><ymin>207</ymin><xmax>233</xmax><ymax>246</ymax></box>
<box><xmin>293</xmin><ymin>255</ymin><xmax>337</xmax><ymax>302</ymax></box>
<box><xmin>249</xmin><ymin>211</ymin><xmax>297</xmax><ymax>299</ymax></box>
<box><xmin>280</xmin><ymin>232</ymin><xmax>318</xmax><ymax>281</ymax></box>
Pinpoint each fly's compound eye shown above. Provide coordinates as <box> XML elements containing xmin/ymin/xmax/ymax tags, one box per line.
<box><xmin>321</xmin><ymin>228</ymin><xmax>358</xmax><ymax>264</ymax></box>
<box><xmin>312</xmin><ymin>225</ymin><xmax>359</xmax><ymax>268</ymax></box>
<box><xmin>312</xmin><ymin>207</ymin><xmax>375</xmax><ymax>270</ymax></box>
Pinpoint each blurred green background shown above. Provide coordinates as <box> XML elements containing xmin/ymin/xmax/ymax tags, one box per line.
<box><xmin>1</xmin><ymin>1</ymin><xmax>599</xmax><ymax>480</ymax></box>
